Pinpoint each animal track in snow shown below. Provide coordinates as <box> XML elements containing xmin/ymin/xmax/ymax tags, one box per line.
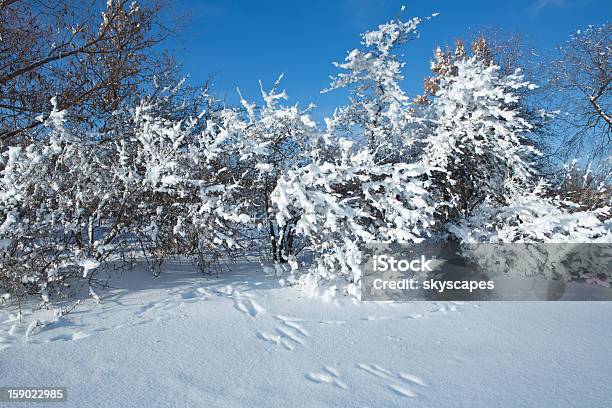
<box><xmin>273</xmin><ymin>316</ymin><xmax>308</xmax><ymax>345</ymax></box>
<box><xmin>234</xmin><ymin>298</ymin><xmax>265</xmax><ymax>317</ymax></box>
<box><xmin>213</xmin><ymin>284</ymin><xmax>265</xmax><ymax>318</ymax></box>
<box><xmin>357</xmin><ymin>363</ymin><xmax>426</xmax><ymax>398</ymax></box>
<box><xmin>305</xmin><ymin>366</ymin><xmax>347</xmax><ymax>390</ymax></box>
<box><xmin>256</xmin><ymin>331</ymin><xmax>294</xmax><ymax>350</ymax></box>
<box><xmin>256</xmin><ymin>316</ymin><xmax>309</xmax><ymax>351</ymax></box>
<box><xmin>274</xmin><ymin>326</ymin><xmax>304</xmax><ymax>345</ymax></box>
<box><xmin>281</xmin><ymin>320</ymin><xmax>309</xmax><ymax>337</ymax></box>
<box><xmin>397</xmin><ymin>372</ymin><xmax>426</xmax><ymax>387</ymax></box>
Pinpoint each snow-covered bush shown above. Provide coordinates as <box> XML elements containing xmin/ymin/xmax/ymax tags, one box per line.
<box><xmin>226</xmin><ymin>76</ymin><xmax>318</xmax><ymax>262</ymax></box>
<box><xmin>450</xmin><ymin>181</ymin><xmax>610</xmax><ymax>243</ymax></box>
<box><xmin>112</xmin><ymin>94</ymin><xmax>253</xmax><ymax>275</ymax></box>
<box><xmin>272</xmin><ymin>137</ymin><xmax>435</xmax><ymax>286</ymax></box>
<box><xmin>0</xmin><ymin>90</ymin><xmax>253</xmax><ymax>302</ymax></box>
<box><xmin>552</xmin><ymin>160</ymin><xmax>611</xmax><ymax>213</ymax></box>
<box><xmin>0</xmin><ymin>99</ymin><xmax>126</xmax><ymax>302</ymax></box>
<box><xmin>450</xmin><ymin>181</ymin><xmax>611</xmax><ymax>286</ymax></box>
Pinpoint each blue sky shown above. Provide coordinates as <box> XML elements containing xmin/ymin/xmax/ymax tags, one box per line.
<box><xmin>167</xmin><ymin>0</ymin><xmax>611</xmax><ymax>120</ymax></box>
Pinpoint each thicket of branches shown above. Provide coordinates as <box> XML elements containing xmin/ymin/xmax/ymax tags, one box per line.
<box><xmin>0</xmin><ymin>2</ymin><xmax>610</xmax><ymax>305</ymax></box>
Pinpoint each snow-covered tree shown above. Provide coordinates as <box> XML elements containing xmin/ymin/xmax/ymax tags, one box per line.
<box><xmin>423</xmin><ymin>56</ymin><xmax>540</xmax><ymax>224</ymax></box>
<box><xmin>323</xmin><ymin>14</ymin><xmax>435</xmax><ymax>163</ymax></box>
<box><xmin>546</xmin><ymin>23</ymin><xmax>611</xmax><ymax>163</ymax></box>
<box><xmin>266</xmin><ymin>14</ymin><xmax>441</xmax><ymax>288</ymax></box>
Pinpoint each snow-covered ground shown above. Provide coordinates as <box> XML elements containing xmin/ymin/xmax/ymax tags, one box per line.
<box><xmin>1</xmin><ymin>261</ymin><xmax>611</xmax><ymax>407</ymax></box>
